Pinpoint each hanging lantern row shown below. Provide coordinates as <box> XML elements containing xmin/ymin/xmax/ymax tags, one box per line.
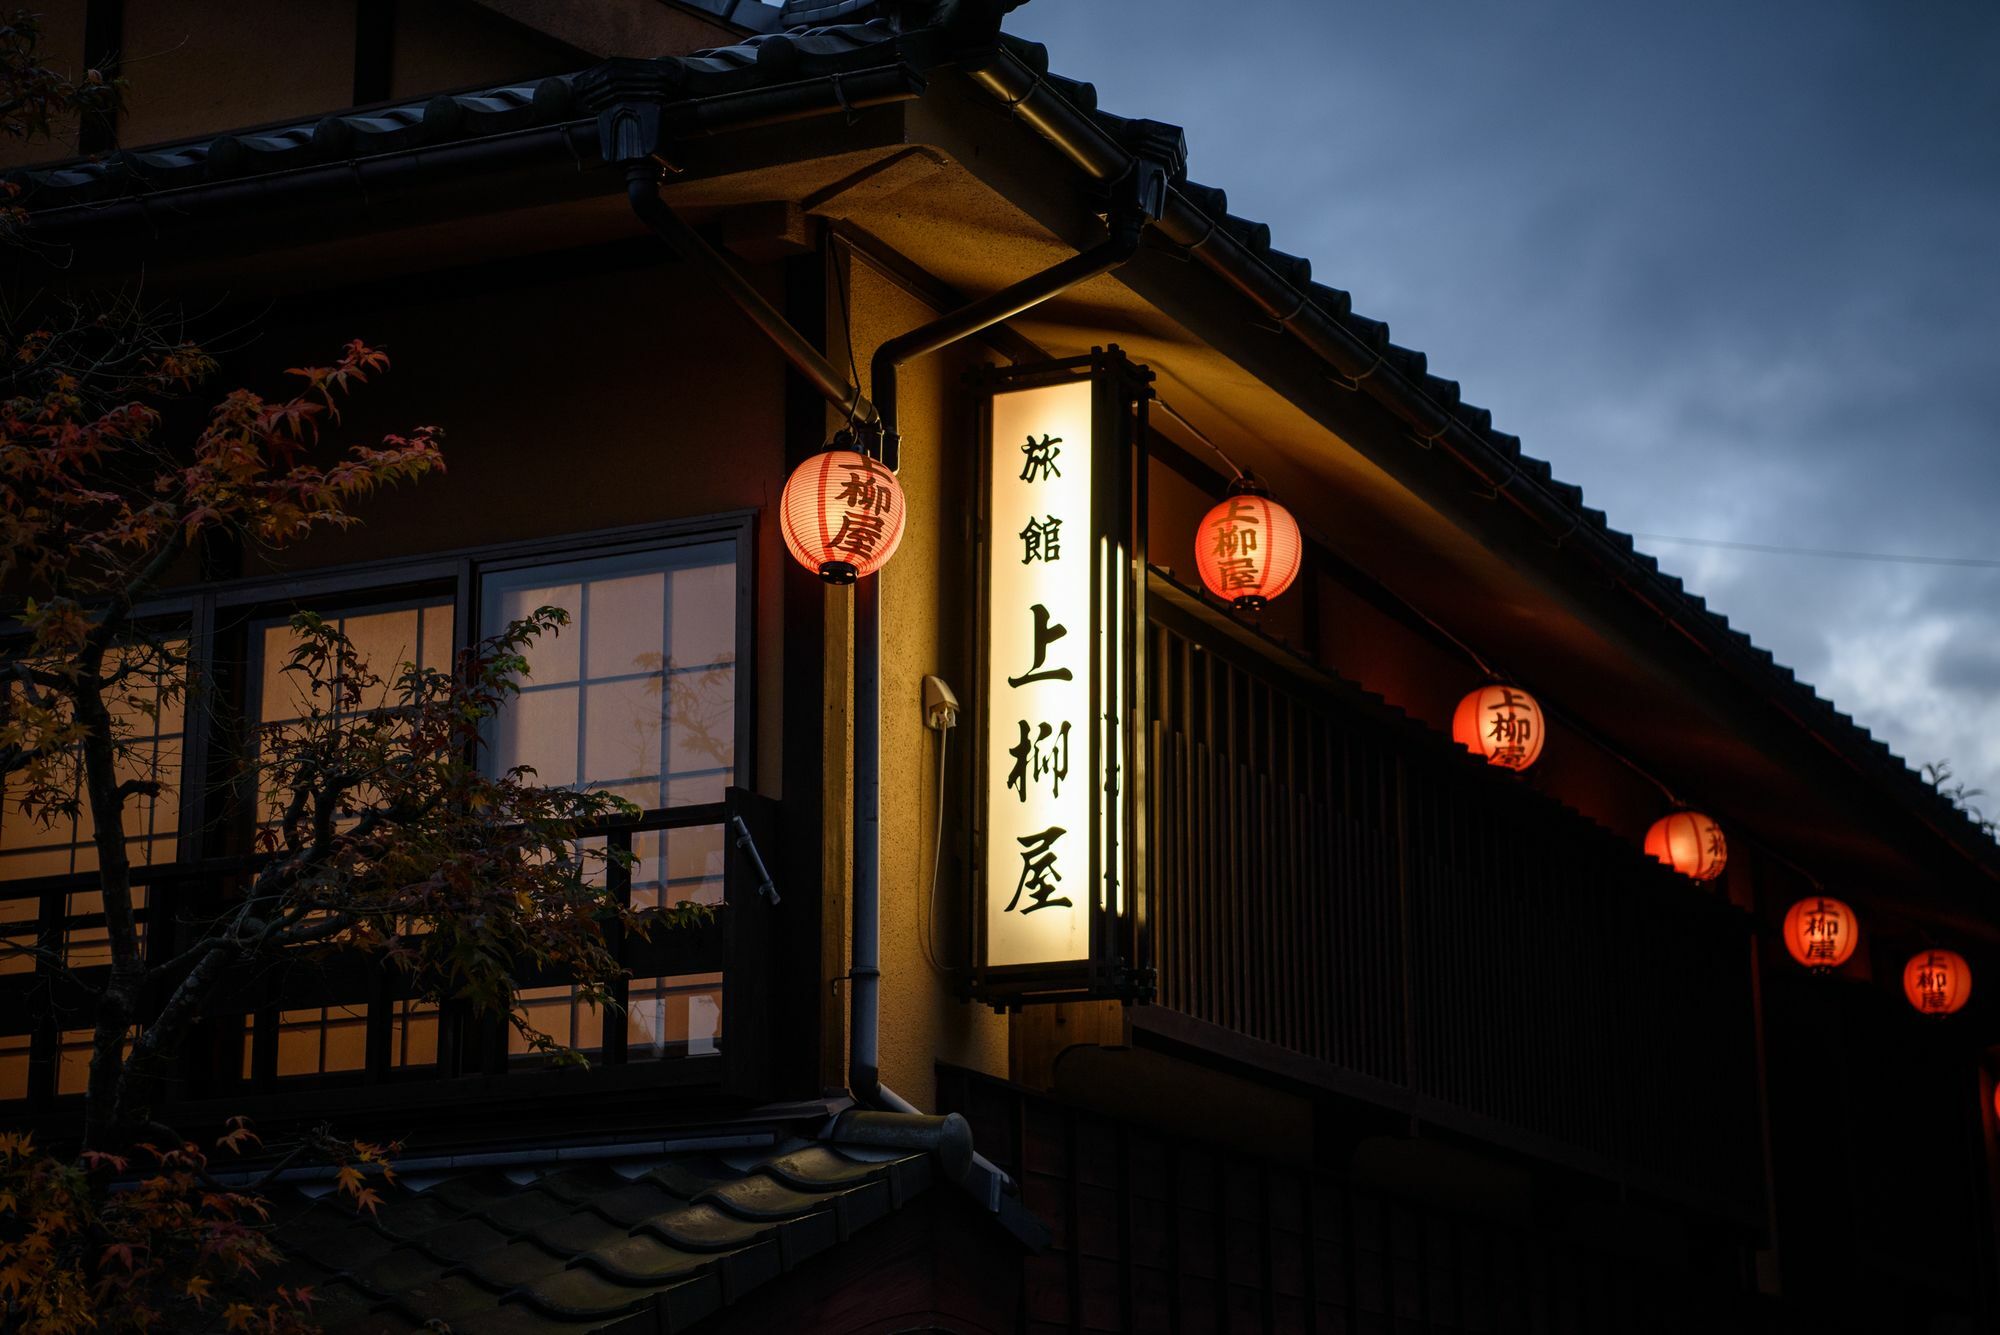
<box><xmin>781</xmin><ymin>446</ymin><xmax>907</xmax><ymax>584</ymax></box>
<box><xmin>1776</xmin><ymin>897</ymin><xmax>1975</xmax><ymax>1016</ymax></box>
<box><xmin>783</xmin><ymin>447</ymin><xmax>1976</xmax><ymax>1023</ymax></box>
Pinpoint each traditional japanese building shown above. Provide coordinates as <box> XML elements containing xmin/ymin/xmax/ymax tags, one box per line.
<box><xmin>5</xmin><ymin>2</ymin><xmax>1998</xmax><ymax>1331</ymax></box>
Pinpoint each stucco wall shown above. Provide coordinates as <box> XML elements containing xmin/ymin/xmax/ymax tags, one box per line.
<box><xmin>842</xmin><ymin>253</ymin><xmax>1009</xmax><ymax>1108</ymax></box>
<box><xmin>213</xmin><ymin>253</ymin><xmax>791</xmax><ymax>804</ymax></box>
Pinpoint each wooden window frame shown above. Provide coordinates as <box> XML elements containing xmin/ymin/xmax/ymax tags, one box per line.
<box><xmin>1</xmin><ymin>512</ymin><xmax>762</xmax><ymax>1115</ymax></box>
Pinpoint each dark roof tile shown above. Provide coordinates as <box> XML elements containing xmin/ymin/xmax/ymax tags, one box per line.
<box><xmin>1421</xmin><ymin>374</ymin><xmax>1461</xmax><ymax>408</ymax></box>
<box><xmin>697</xmin><ymin>1172</ymin><xmax>846</xmax><ymax>1222</ymax></box>
<box><xmin>457</xmin><ymin>1238</ymin><xmax>572</xmax><ymax>1290</ymax></box>
<box><xmin>759</xmin><ymin>1143</ymin><xmax>899</xmax><ymax>1191</ymax></box>
<box><xmin>478</xmin><ymin>1187</ymin><xmax>580</xmax><ymax>1235</ymax></box>
<box><xmin>533</xmin><ymin>1208</ymin><xmax>633</xmax><ymax>1258</ymax></box>
<box><xmin>1340</xmin><ymin>311</ymin><xmax>1389</xmax><ymax>351</ymax></box>
<box><xmin>352</xmin><ymin>1245</ymin><xmax>451</xmax><ymax>1297</ymax></box>
<box><xmin>1383</xmin><ymin>343</ymin><xmax>1426</xmax><ymax>380</ymax></box>
<box><xmin>523</xmin><ymin>1264</ymin><xmax>670</xmax><ymax>1320</ymax></box>
<box><xmin>1045</xmin><ymin>73</ymin><xmax>1097</xmax><ymax>111</ymax></box>
<box><xmin>1263</xmin><ymin>246</ymin><xmax>1311</xmax><ymax>287</ymax></box>
<box><xmin>1307</xmin><ymin>281</ymin><xmax>1352</xmax><ymax>320</ymax></box>
<box><xmin>633</xmin><ymin>1199</ymin><xmax>774</xmax><ymax>1252</ymax></box>
<box><xmin>267</xmin><ymin>1123</ymin><xmax>954</xmax><ymax>1330</ymax></box>
<box><xmin>575</xmin><ymin>1230</ymin><xmax>715</xmax><ymax>1284</ymax></box>
<box><xmin>412</xmin><ymin>1215</ymin><xmax>513</xmax><ymax>1264</ymax></box>
<box><xmin>1179</xmin><ymin>180</ymin><xmax>1227</xmax><ymax>217</ymax></box>
<box><xmin>385</xmin><ymin>1273</ymin><xmax>514</xmax><ymax>1328</ymax></box>
<box><xmin>1217</xmin><ymin>212</ymin><xmax>1271</xmax><ymax>254</ymax></box>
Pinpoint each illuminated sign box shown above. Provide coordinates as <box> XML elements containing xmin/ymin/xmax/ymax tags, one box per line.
<box><xmin>969</xmin><ymin>349</ymin><xmax>1152</xmax><ymax>1006</ymax></box>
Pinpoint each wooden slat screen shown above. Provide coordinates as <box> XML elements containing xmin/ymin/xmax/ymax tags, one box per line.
<box><xmin>1146</xmin><ymin>603</ymin><xmax>1763</xmax><ymax>1211</ymax></box>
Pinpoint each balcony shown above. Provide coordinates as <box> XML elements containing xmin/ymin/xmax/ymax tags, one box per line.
<box><xmin>0</xmin><ymin>790</ymin><xmax>779</xmax><ymax>1131</ymax></box>
<box><xmin>1138</xmin><ymin>588</ymin><xmax>1765</xmax><ymax>1221</ymax></box>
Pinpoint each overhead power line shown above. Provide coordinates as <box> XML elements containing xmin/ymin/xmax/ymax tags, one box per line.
<box><xmin>1632</xmin><ymin>533</ymin><xmax>2000</xmax><ymax>571</ymax></box>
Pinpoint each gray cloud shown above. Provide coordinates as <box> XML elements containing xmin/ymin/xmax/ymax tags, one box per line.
<box><xmin>1011</xmin><ymin>0</ymin><xmax>2000</xmax><ymax>799</ymax></box>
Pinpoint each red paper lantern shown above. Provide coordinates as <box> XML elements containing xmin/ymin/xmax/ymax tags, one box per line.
<box><xmin>1452</xmin><ymin>684</ymin><xmax>1545</xmax><ymax>771</ymax></box>
<box><xmin>1194</xmin><ymin>475</ymin><xmax>1302</xmax><ymax>612</ymax></box>
<box><xmin>1781</xmin><ymin>896</ymin><xmax>1859</xmax><ymax>971</ymax></box>
<box><xmin>780</xmin><ymin>448</ymin><xmax>906</xmax><ymax>584</ymax></box>
<box><xmin>1644</xmin><ymin>810</ymin><xmax>1727</xmax><ymax>882</ymax></box>
<box><xmin>1904</xmin><ymin>949</ymin><xmax>1972</xmax><ymax>1016</ymax></box>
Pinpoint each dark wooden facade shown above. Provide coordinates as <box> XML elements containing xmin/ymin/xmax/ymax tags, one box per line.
<box><xmin>3</xmin><ymin>2</ymin><xmax>1998</xmax><ymax>1332</ymax></box>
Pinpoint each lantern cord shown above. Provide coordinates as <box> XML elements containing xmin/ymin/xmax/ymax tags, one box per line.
<box><xmin>832</xmin><ymin>243</ymin><xmax>862</xmax><ymax>433</ymax></box>
<box><xmin>1153</xmin><ymin>397</ymin><xmax>1246</xmax><ymax>480</ymax></box>
<box><xmin>1352</xmin><ymin>561</ymin><xmax>1504</xmax><ymax>685</ymax></box>
<box><xmin>921</xmin><ymin>725</ymin><xmax>954</xmax><ymax>978</ymax></box>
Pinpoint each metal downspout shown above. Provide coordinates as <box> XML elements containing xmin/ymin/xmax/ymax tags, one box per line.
<box><xmin>850</xmin><ymin>214</ymin><xmax>1147</xmax><ymax>1122</ymax></box>
<box><xmin>620</xmin><ymin>154</ymin><xmax>1155</xmax><ymax>1215</ymax></box>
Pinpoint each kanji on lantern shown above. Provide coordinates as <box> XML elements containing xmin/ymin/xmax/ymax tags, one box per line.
<box><xmin>1452</xmin><ymin>684</ymin><xmax>1546</xmax><ymax>771</ymax></box>
<box><xmin>1645</xmin><ymin>810</ymin><xmax>1727</xmax><ymax>882</ymax></box>
<box><xmin>1903</xmin><ymin>949</ymin><xmax>1972</xmax><ymax>1016</ymax></box>
<box><xmin>1194</xmin><ymin>475</ymin><xmax>1302</xmax><ymax>612</ymax></box>
<box><xmin>780</xmin><ymin>447</ymin><xmax>907</xmax><ymax>583</ymax></box>
<box><xmin>1782</xmin><ymin>896</ymin><xmax>1859</xmax><ymax>972</ymax></box>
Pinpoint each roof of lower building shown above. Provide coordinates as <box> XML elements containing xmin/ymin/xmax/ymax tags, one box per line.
<box><xmin>10</xmin><ymin>0</ymin><xmax>1994</xmax><ymax>874</ymax></box>
<box><xmin>261</xmin><ymin>1132</ymin><xmax>936</xmax><ymax>1333</ymax></box>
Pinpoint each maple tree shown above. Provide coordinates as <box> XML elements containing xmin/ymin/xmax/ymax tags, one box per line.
<box><xmin>0</xmin><ymin>14</ymin><xmax>703</xmax><ymax>1327</ymax></box>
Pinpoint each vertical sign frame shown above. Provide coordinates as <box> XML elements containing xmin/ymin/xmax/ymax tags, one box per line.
<box><xmin>967</xmin><ymin>347</ymin><xmax>1152</xmax><ymax>1007</ymax></box>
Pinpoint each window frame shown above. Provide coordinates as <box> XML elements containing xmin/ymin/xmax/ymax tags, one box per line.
<box><xmin>0</xmin><ymin>512</ymin><xmax>758</xmax><ymax>1108</ymax></box>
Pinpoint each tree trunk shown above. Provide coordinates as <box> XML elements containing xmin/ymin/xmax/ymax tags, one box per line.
<box><xmin>73</xmin><ymin>650</ymin><xmax>144</xmax><ymax>1150</ymax></box>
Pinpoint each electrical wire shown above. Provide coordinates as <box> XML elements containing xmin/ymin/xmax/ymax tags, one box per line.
<box><xmin>920</xmin><ymin>723</ymin><xmax>954</xmax><ymax>978</ymax></box>
<box><xmin>1632</xmin><ymin>533</ymin><xmax>2000</xmax><ymax>571</ymax></box>
<box><xmin>1152</xmin><ymin>396</ymin><xmax>1245</xmax><ymax>480</ymax></box>
<box><xmin>831</xmin><ymin>238</ymin><xmax>862</xmax><ymax>433</ymax></box>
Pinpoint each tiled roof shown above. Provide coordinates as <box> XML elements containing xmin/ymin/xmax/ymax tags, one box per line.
<box><xmin>10</xmin><ymin>0</ymin><xmax>1993</xmax><ymax>868</ymax></box>
<box><xmin>261</xmin><ymin>1135</ymin><xmax>937</xmax><ymax>1333</ymax></box>
<box><xmin>977</xmin><ymin>31</ymin><xmax>2000</xmax><ymax>869</ymax></box>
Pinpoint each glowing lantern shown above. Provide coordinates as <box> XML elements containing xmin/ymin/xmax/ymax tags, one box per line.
<box><xmin>1903</xmin><ymin>949</ymin><xmax>1971</xmax><ymax>1016</ymax></box>
<box><xmin>1194</xmin><ymin>475</ymin><xmax>1303</xmax><ymax>612</ymax></box>
<box><xmin>779</xmin><ymin>448</ymin><xmax>906</xmax><ymax>584</ymax></box>
<box><xmin>1644</xmin><ymin>810</ymin><xmax>1727</xmax><ymax>882</ymax></box>
<box><xmin>1452</xmin><ymin>684</ymin><xmax>1545</xmax><ymax>771</ymax></box>
<box><xmin>1781</xmin><ymin>896</ymin><xmax>1859</xmax><ymax>971</ymax></box>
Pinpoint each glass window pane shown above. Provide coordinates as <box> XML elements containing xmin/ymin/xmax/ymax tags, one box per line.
<box><xmin>482</xmin><ymin>545</ymin><xmax>736</xmax><ymax>804</ymax></box>
<box><xmin>508</xmin><ymin>984</ymin><xmax>603</xmax><ymax>1062</ymax></box>
<box><xmin>495</xmin><ymin>686</ymin><xmax>580</xmax><ymax>789</ymax></box>
<box><xmin>252</xmin><ymin>600</ymin><xmax>455</xmax><ymax>837</ymax></box>
<box><xmin>0</xmin><ymin>895</ymin><xmax>38</xmax><ymax>977</ymax></box>
<box><xmin>274</xmin><ymin>1005</ymin><xmax>369</xmax><ymax>1077</ymax></box>
<box><xmin>583</xmin><ymin>572</ymin><xmax>666</xmax><ymax>681</ymax></box>
<box><xmin>0</xmin><ymin>1033</ymin><xmax>30</xmax><ymax>1100</ymax></box>
<box><xmin>1</xmin><ymin>640</ymin><xmax>186</xmax><ymax>880</ymax></box>
<box><xmin>626</xmin><ymin>973</ymin><xmax>723</xmax><ymax>1061</ymax></box>
<box><xmin>58</xmin><ymin>1027</ymin><xmax>133</xmax><ymax>1096</ymax></box>
<box><xmin>492</xmin><ymin>582</ymin><xmax>581</xmax><ymax>685</ymax></box>
<box><xmin>392</xmin><ymin>999</ymin><xmax>438</xmax><ymax>1068</ymax></box>
<box><xmin>62</xmin><ymin>885</ymin><xmax>147</xmax><ymax>968</ymax></box>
